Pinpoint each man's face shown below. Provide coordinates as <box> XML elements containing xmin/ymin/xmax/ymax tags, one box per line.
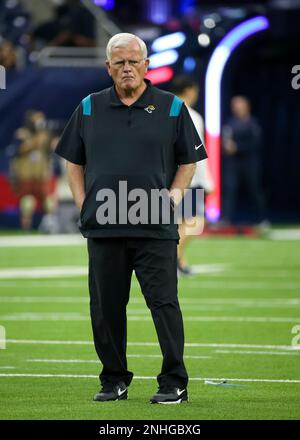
<box><xmin>106</xmin><ymin>41</ymin><xmax>149</xmax><ymax>93</ymax></box>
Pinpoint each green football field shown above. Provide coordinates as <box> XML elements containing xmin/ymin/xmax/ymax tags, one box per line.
<box><xmin>0</xmin><ymin>233</ymin><xmax>300</xmax><ymax>420</ymax></box>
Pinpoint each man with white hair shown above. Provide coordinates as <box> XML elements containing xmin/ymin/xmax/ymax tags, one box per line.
<box><xmin>171</xmin><ymin>75</ymin><xmax>214</xmax><ymax>276</ymax></box>
<box><xmin>55</xmin><ymin>33</ymin><xmax>207</xmax><ymax>404</ymax></box>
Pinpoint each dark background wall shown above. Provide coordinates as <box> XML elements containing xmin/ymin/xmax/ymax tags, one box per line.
<box><xmin>0</xmin><ymin>2</ymin><xmax>299</xmax><ymax>224</ymax></box>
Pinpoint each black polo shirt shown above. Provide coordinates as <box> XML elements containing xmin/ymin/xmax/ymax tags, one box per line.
<box><xmin>55</xmin><ymin>79</ymin><xmax>207</xmax><ymax>239</ymax></box>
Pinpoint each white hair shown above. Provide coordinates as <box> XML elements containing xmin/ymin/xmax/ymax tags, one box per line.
<box><xmin>106</xmin><ymin>33</ymin><xmax>147</xmax><ymax>61</ymax></box>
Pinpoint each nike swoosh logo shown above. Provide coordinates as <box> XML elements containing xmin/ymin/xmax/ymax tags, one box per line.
<box><xmin>176</xmin><ymin>389</ymin><xmax>186</xmax><ymax>396</ymax></box>
<box><xmin>117</xmin><ymin>387</ymin><xmax>127</xmax><ymax>396</ymax></box>
<box><xmin>195</xmin><ymin>143</ymin><xmax>203</xmax><ymax>150</ymax></box>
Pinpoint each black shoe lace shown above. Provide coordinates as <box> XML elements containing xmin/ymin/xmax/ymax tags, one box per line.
<box><xmin>100</xmin><ymin>384</ymin><xmax>111</xmax><ymax>394</ymax></box>
<box><xmin>100</xmin><ymin>381</ymin><xmax>126</xmax><ymax>394</ymax></box>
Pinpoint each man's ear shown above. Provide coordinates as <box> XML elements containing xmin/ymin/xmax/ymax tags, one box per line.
<box><xmin>145</xmin><ymin>58</ymin><xmax>150</xmax><ymax>72</ymax></box>
<box><xmin>106</xmin><ymin>60</ymin><xmax>112</xmax><ymax>77</ymax></box>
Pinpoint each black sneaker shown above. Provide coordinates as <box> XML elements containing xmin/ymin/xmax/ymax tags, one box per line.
<box><xmin>93</xmin><ymin>381</ymin><xmax>128</xmax><ymax>402</ymax></box>
<box><xmin>150</xmin><ymin>385</ymin><xmax>188</xmax><ymax>404</ymax></box>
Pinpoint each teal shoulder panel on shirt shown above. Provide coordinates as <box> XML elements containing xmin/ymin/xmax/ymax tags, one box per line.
<box><xmin>82</xmin><ymin>94</ymin><xmax>91</xmax><ymax>116</ymax></box>
<box><xmin>169</xmin><ymin>95</ymin><xmax>183</xmax><ymax>117</ymax></box>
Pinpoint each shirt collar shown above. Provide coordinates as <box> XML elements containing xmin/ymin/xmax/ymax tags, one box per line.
<box><xmin>109</xmin><ymin>78</ymin><xmax>154</xmax><ymax>108</ymax></box>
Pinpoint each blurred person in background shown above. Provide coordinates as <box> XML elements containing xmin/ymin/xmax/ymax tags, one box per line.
<box><xmin>10</xmin><ymin>110</ymin><xmax>56</xmax><ymax>231</ymax></box>
<box><xmin>172</xmin><ymin>76</ymin><xmax>214</xmax><ymax>276</ymax></box>
<box><xmin>222</xmin><ymin>96</ymin><xmax>269</xmax><ymax>229</ymax></box>
<box><xmin>0</xmin><ymin>40</ymin><xmax>17</xmax><ymax>70</ymax></box>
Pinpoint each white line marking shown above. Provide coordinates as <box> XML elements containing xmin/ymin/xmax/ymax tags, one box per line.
<box><xmin>27</xmin><ymin>354</ymin><xmax>211</xmax><ymax>363</ymax></box>
<box><xmin>176</xmin><ymin>298</ymin><xmax>300</xmax><ymax>306</ymax></box>
<box><xmin>117</xmin><ymin>387</ymin><xmax>127</xmax><ymax>397</ymax></box>
<box><xmin>0</xmin><ymin>278</ymin><xmax>299</xmax><ymax>289</ymax></box>
<box><xmin>0</xmin><ymin>264</ymin><xmax>228</xmax><ymax>279</ymax></box>
<box><xmin>0</xmin><ymin>229</ymin><xmax>298</xmax><ymax>247</ymax></box>
<box><xmin>7</xmin><ymin>339</ymin><xmax>94</xmax><ymax>345</ymax></box>
<box><xmin>0</xmin><ymin>374</ymin><xmax>300</xmax><ymax>384</ymax></box>
<box><xmin>180</xmin><ymin>282</ymin><xmax>300</xmax><ymax>290</ymax></box>
<box><xmin>0</xmin><ymin>267</ymin><xmax>87</xmax><ymax>279</ymax></box>
<box><xmin>128</xmin><ymin>316</ymin><xmax>300</xmax><ymax>323</ymax></box>
<box><xmin>195</xmin><ymin>378</ymin><xmax>300</xmax><ymax>384</ymax></box>
<box><xmin>28</xmin><ymin>359</ymin><xmax>100</xmax><ymax>363</ymax></box>
<box><xmin>0</xmin><ymin>296</ymin><xmax>89</xmax><ymax>303</ymax></box>
<box><xmin>6</xmin><ymin>339</ymin><xmax>300</xmax><ymax>351</ymax></box>
<box><xmin>183</xmin><ymin>317</ymin><xmax>300</xmax><ymax>323</ymax></box>
<box><xmin>0</xmin><ymin>281</ymin><xmax>87</xmax><ymax>288</ymax></box>
<box><xmin>215</xmin><ymin>350</ymin><xmax>300</xmax><ymax>356</ymax></box>
<box><xmin>1</xmin><ymin>296</ymin><xmax>300</xmax><ymax>309</ymax></box>
<box><xmin>194</xmin><ymin>271</ymin><xmax>300</xmax><ymax>279</ymax></box>
<box><xmin>269</xmin><ymin>229</ymin><xmax>300</xmax><ymax>240</ymax></box>
<box><xmin>157</xmin><ymin>400</ymin><xmax>184</xmax><ymax>404</ymax></box>
<box><xmin>1</xmin><ymin>277</ymin><xmax>297</xmax><ymax>288</ymax></box>
<box><xmin>1</xmin><ymin>313</ymin><xmax>299</xmax><ymax>323</ymax></box>
<box><xmin>188</xmin><ymin>264</ymin><xmax>226</xmax><ymax>274</ymax></box>
<box><xmin>0</xmin><ymin>313</ymin><xmax>88</xmax><ymax>321</ymax></box>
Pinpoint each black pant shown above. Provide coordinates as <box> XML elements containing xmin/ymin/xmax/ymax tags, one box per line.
<box><xmin>87</xmin><ymin>237</ymin><xmax>188</xmax><ymax>389</ymax></box>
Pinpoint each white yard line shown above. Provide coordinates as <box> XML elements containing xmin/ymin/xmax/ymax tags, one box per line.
<box><xmin>269</xmin><ymin>229</ymin><xmax>300</xmax><ymax>240</ymax></box>
<box><xmin>187</xmin><ymin>264</ymin><xmax>226</xmax><ymax>274</ymax></box>
<box><xmin>6</xmin><ymin>339</ymin><xmax>300</xmax><ymax>351</ymax></box>
<box><xmin>0</xmin><ymin>267</ymin><xmax>87</xmax><ymax>279</ymax></box>
<box><xmin>7</xmin><ymin>339</ymin><xmax>94</xmax><ymax>345</ymax></box>
<box><xmin>180</xmin><ymin>282</ymin><xmax>300</xmax><ymax>290</ymax></box>
<box><xmin>183</xmin><ymin>316</ymin><xmax>300</xmax><ymax>323</ymax></box>
<box><xmin>0</xmin><ymin>275</ymin><xmax>299</xmax><ymax>287</ymax></box>
<box><xmin>0</xmin><ymin>281</ymin><xmax>87</xmax><ymax>288</ymax></box>
<box><xmin>0</xmin><ymin>313</ymin><xmax>88</xmax><ymax>321</ymax></box>
<box><xmin>0</xmin><ymin>229</ymin><xmax>298</xmax><ymax>247</ymax></box>
<box><xmin>0</xmin><ymin>373</ymin><xmax>300</xmax><ymax>384</ymax></box>
<box><xmin>0</xmin><ymin>296</ymin><xmax>89</xmax><ymax>303</ymax></box>
<box><xmin>128</xmin><ymin>316</ymin><xmax>300</xmax><ymax>323</ymax></box>
<box><xmin>179</xmin><ymin>298</ymin><xmax>300</xmax><ymax>306</ymax></box>
<box><xmin>27</xmin><ymin>354</ymin><xmax>211</xmax><ymax>362</ymax></box>
<box><xmin>0</xmin><ymin>264</ymin><xmax>228</xmax><ymax>279</ymax></box>
<box><xmin>5</xmin><ymin>283</ymin><xmax>296</xmax><ymax>291</ymax></box>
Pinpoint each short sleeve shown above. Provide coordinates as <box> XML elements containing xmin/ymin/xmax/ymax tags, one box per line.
<box><xmin>55</xmin><ymin>104</ymin><xmax>86</xmax><ymax>165</ymax></box>
<box><xmin>174</xmin><ymin>104</ymin><xmax>207</xmax><ymax>165</ymax></box>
